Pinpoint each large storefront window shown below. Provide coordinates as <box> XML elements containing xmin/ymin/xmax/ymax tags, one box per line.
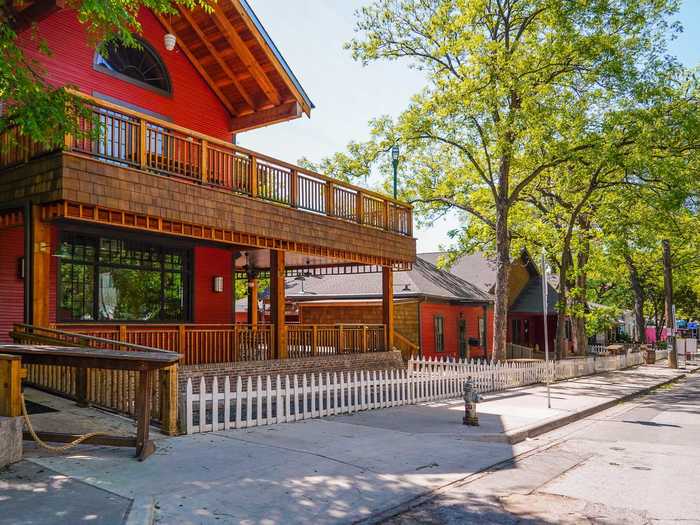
<box><xmin>58</xmin><ymin>233</ymin><xmax>189</xmax><ymax>322</ymax></box>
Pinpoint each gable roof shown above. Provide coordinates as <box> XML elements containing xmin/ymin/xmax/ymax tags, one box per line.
<box><xmin>158</xmin><ymin>0</ymin><xmax>313</xmax><ymax>132</ymax></box>
<box><xmin>286</xmin><ymin>258</ymin><xmax>492</xmax><ymax>303</ymax></box>
<box><xmin>509</xmin><ymin>276</ymin><xmax>559</xmax><ymax>314</ymax></box>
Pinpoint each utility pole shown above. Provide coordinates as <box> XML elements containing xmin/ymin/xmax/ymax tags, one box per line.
<box><xmin>541</xmin><ymin>250</ymin><xmax>551</xmax><ymax>409</ymax></box>
<box><xmin>662</xmin><ymin>240</ymin><xmax>678</xmax><ymax>368</ymax></box>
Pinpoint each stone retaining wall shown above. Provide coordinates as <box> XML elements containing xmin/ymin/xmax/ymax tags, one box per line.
<box><xmin>178</xmin><ymin>351</ymin><xmax>404</xmax><ymax>394</ymax></box>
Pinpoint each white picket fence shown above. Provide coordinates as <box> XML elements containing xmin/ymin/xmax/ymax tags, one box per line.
<box><xmin>185</xmin><ymin>351</ymin><xmax>645</xmax><ymax>434</ymax></box>
<box><xmin>588</xmin><ymin>344</ymin><xmax>609</xmax><ymax>355</ymax></box>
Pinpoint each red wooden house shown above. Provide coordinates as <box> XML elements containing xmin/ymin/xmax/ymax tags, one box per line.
<box><xmin>0</xmin><ymin>1</ymin><xmax>415</xmax><ymax>366</ymax></box>
<box><xmin>286</xmin><ymin>257</ymin><xmax>494</xmax><ymax>360</ymax></box>
<box><xmin>421</xmin><ymin>251</ymin><xmax>559</xmax><ymax>354</ymax></box>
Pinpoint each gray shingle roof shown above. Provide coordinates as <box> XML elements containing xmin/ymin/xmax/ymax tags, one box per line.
<box><xmin>286</xmin><ymin>258</ymin><xmax>492</xmax><ymax>303</ymax></box>
<box><xmin>419</xmin><ymin>252</ymin><xmax>499</xmax><ymax>293</ymax></box>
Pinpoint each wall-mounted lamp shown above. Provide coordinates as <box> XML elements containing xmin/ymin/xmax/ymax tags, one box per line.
<box><xmin>17</xmin><ymin>257</ymin><xmax>24</xmax><ymax>280</ymax></box>
<box><xmin>213</xmin><ymin>276</ymin><xmax>224</xmax><ymax>293</ymax></box>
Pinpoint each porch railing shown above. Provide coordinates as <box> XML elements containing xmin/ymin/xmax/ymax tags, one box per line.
<box><xmin>55</xmin><ymin>323</ymin><xmax>386</xmax><ymax>365</ymax></box>
<box><xmin>0</xmin><ymin>92</ymin><xmax>413</xmax><ymax>237</ymax></box>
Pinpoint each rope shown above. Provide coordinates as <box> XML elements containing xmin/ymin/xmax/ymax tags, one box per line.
<box><xmin>21</xmin><ymin>394</ymin><xmax>109</xmax><ymax>453</ymax></box>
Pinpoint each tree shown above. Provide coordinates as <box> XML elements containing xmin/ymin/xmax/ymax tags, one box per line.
<box><xmin>328</xmin><ymin>0</ymin><xmax>682</xmax><ymax>360</ymax></box>
<box><xmin>0</xmin><ymin>0</ymin><xmax>210</xmax><ymax>148</ymax></box>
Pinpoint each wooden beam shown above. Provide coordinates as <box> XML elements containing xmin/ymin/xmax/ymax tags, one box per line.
<box><xmin>210</xmin><ymin>6</ymin><xmax>281</xmax><ymax>106</ymax></box>
<box><xmin>229</xmin><ymin>101</ymin><xmax>302</xmax><ymax>133</ymax></box>
<box><xmin>247</xmin><ymin>275</ymin><xmax>258</xmax><ymax>325</ymax></box>
<box><xmin>229</xmin><ymin>0</ymin><xmax>311</xmax><ymax>116</ymax></box>
<box><xmin>31</xmin><ymin>204</ymin><xmax>50</xmax><ymax>327</ymax></box>
<box><xmin>270</xmin><ymin>250</ymin><xmax>287</xmax><ymax>359</ymax></box>
<box><xmin>382</xmin><ymin>267</ymin><xmax>395</xmax><ymax>351</ymax></box>
<box><xmin>154</xmin><ymin>13</ymin><xmax>238</xmax><ymax>116</ymax></box>
<box><xmin>7</xmin><ymin>0</ymin><xmax>64</xmax><ymax>32</ymax></box>
<box><xmin>176</xmin><ymin>6</ymin><xmax>256</xmax><ymax>113</ymax></box>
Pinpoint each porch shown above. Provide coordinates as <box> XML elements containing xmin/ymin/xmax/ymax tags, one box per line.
<box><xmin>25</xmin><ymin>323</ymin><xmax>389</xmax><ymax>365</ymax></box>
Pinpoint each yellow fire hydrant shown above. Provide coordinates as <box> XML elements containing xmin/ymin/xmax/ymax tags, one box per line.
<box><xmin>462</xmin><ymin>377</ymin><xmax>481</xmax><ymax>426</ymax></box>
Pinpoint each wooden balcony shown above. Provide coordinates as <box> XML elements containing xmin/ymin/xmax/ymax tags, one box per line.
<box><xmin>0</xmin><ymin>95</ymin><xmax>413</xmax><ymax>237</ymax></box>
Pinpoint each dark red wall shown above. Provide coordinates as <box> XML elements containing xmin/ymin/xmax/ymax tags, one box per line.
<box><xmin>419</xmin><ymin>302</ymin><xmax>492</xmax><ymax>360</ymax></box>
<box><xmin>193</xmin><ymin>246</ymin><xmax>233</xmax><ymax>324</ymax></box>
<box><xmin>507</xmin><ymin>312</ymin><xmax>557</xmax><ymax>353</ymax></box>
<box><xmin>17</xmin><ymin>8</ymin><xmax>231</xmax><ymax>140</ymax></box>
<box><xmin>0</xmin><ymin>227</ymin><xmax>25</xmax><ymax>342</ymax></box>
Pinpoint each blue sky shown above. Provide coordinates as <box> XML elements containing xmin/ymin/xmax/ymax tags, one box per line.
<box><xmin>241</xmin><ymin>0</ymin><xmax>700</xmax><ymax>254</ymax></box>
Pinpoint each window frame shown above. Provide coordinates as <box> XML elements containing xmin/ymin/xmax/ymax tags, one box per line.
<box><xmin>57</xmin><ymin>231</ymin><xmax>191</xmax><ymax>323</ymax></box>
<box><xmin>94</xmin><ymin>37</ymin><xmax>173</xmax><ymax>97</ymax></box>
<box><xmin>434</xmin><ymin>315</ymin><xmax>445</xmax><ymax>353</ymax></box>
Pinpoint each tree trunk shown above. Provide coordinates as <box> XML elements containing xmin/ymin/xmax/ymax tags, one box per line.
<box><xmin>662</xmin><ymin>240</ymin><xmax>678</xmax><ymax>368</ymax></box>
<box><xmin>492</xmin><ymin>200</ymin><xmax>510</xmax><ymax>362</ymax></box>
<box><xmin>555</xmin><ymin>247</ymin><xmax>572</xmax><ymax>359</ymax></box>
<box><xmin>623</xmin><ymin>252</ymin><xmax>645</xmax><ymax>344</ymax></box>
<box><xmin>571</xmin><ymin>215</ymin><xmax>590</xmax><ymax>355</ymax></box>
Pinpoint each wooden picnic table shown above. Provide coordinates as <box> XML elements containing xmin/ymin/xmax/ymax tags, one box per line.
<box><xmin>0</xmin><ymin>344</ymin><xmax>181</xmax><ymax>461</ymax></box>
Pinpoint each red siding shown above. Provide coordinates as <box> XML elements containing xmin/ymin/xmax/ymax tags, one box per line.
<box><xmin>0</xmin><ymin>227</ymin><xmax>25</xmax><ymax>342</ymax></box>
<box><xmin>193</xmin><ymin>246</ymin><xmax>233</xmax><ymax>324</ymax></box>
<box><xmin>419</xmin><ymin>302</ymin><xmax>492</xmax><ymax>360</ymax></box>
<box><xmin>507</xmin><ymin>312</ymin><xmax>557</xmax><ymax>353</ymax></box>
<box><xmin>17</xmin><ymin>8</ymin><xmax>231</xmax><ymax>140</ymax></box>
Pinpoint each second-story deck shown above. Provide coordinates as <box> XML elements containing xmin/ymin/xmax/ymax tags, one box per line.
<box><xmin>0</xmin><ymin>93</ymin><xmax>414</xmax><ymax>269</ymax></box>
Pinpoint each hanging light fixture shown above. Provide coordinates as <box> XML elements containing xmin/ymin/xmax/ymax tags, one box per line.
<box><xmin>164</xmin><ymin>32</ymin><xmax>177</xmax><ymax>51</ymax></box>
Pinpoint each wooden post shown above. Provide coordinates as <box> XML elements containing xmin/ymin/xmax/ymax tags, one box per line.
<box><xmin>119</xmin><ymin>324</ymin><xmax>127</xmax><ymax>351</ymax></box>
<box><xmin>0</xmin><ymin>354</ymin><xmax>23</xmax><ymax>417</ymax></box>
<box><xmin>383</xmin><ymin>201</ymin><xmax>390</xmax><ymax>231</ymax></box>
<box><xmin>247</xmin><ymin>275</ymin><xmax>258</xmax><ymax>326</ymax></box>
<box><xmin>31</xmin><ymin>205</ymin><xmax>50</xmax><ymax>327</ymax></box>
<box><xmin>250</xmin><ymin>156</ymin><xmax>258</xmax><ymax>197</ymax></box>
<box><xmin>75</xmin><ymin>368</ymin><xmax>88</xmax><ymax>407</ymax></box>
<box><xmin>290</xmin><ymin>169</ymin><xmax>298</xmax><ymax>207</ymax></box>
<box><xmin>311</xmin><ymin>325</ymin><xmax>318</xmax><ymax>356</ymax></box>
<box><xmin>326</xmin><ymin>182</ymin><xmax>334</xmax><ymax>216</ymax></box>
<box><xmin>139</xmin><ymin>118</ymin><xmax>148</xmax><ymax>170</ymax></box>
<box><xmin>362</xmin><ymin>325</ymin><xmax>368</xmax><ymax>353</ymax></box>
<box><xmin>338</xmin><ymin>324</ymin><xmax>345</xmax><ymax>354</ymax></box>
<box><xmin>200</xmin><ymin>139</ymin><xmax>209</xmax><ymax>184</ymax></box>
<box><xmin>159</xmin><ymin>364</ymin><xmax>178</xmax><ymax>436</ymax></box>
<box><xmin>356</xmin><ymin>191</ymin><xmax>364</xmax><ymax>224</ymax></box>
<box><xmin>270</xmin><ymin>249</ymin><xmax>287</xmax><ymax>359</ymax></box>
<box><xmin>135</xmin><ymin>369</ymin><xmax>155</xmax><ymax>461</ymax></box>
<box><xmin>178</xmin><ymin>324</ymin><xmax>186</xmax><ymax>359</ymax></box>
<box><xmin>382</xmin><ymin>267</ymin><xmax>394</xmax><ymax>351</ymax></box>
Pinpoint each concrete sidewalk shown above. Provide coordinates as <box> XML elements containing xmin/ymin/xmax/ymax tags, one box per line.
<box><xmin>6</xmin><ymin>361</ymin><xmax>695</xmax><ymax>525</ymax></box>
<box><xmin>330</xmin><ymin>361</ymin><xmax>698</xmax><ymax>445</ymax></box>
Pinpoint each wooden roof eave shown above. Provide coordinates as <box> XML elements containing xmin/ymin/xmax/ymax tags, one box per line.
<box><xmin>157</xmin><ymin>1</ymin><xmax>313</xmax><ymax>133</ymax></box>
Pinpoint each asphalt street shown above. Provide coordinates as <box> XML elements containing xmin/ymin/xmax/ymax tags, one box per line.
<box><xmin>384</xmin><ymin>372</ymin><xmax>700</xmax><ymax>524</ymax></box>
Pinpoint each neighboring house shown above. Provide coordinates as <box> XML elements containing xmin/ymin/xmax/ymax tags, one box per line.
<box><xmin>286</xmin><ymin>258</ymin><xmax>494</xmax><ymax>360</ymax></box>
<box><xmin>0</xmin><ymin>2</ymin><xmax>415</xmax><ymax>363</ymax></box>
<box><xmin>421</xmin><ymin>251</ymin><xmax>559</xmax><ymax>353</ymax></box>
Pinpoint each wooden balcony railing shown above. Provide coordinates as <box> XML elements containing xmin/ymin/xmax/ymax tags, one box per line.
<box><xmin>53</xmin><ymin>323</ymin><xmax>387</xmax><ymax>365</ymax></box>
<box><xmin>0</xmin><ymin>92</ymin><xmax>413</xmax><ymax>236</ymax></box>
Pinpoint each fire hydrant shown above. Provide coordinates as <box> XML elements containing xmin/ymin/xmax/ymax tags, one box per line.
<box><xmin>462</xmin><ymin>377</ymin><xmax>481</xmax><ymax>426</ymax></box>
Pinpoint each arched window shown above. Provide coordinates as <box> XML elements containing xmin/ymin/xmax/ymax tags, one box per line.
<box><xmin>95</xmin><ymin>38</ymin><xmax>171</xmax><ymax>95</ymax></box>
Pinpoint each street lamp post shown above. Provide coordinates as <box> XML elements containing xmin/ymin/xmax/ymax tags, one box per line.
<box><xmin>391</xmin><ymin>144</ymin><xmax>399</xmax><ymax>200</ymax></box>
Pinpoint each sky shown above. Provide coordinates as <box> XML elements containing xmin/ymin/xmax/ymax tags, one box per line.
<box><xmin>240</xmin><ymin>0</ymin><xmax>700</xmax><ymax>254</ymax></box>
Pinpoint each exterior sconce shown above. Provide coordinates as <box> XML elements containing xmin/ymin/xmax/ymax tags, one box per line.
<box><xmin>164</xmin><ymin>33</ymin><xmax>177</xmax><ymax>51</ymax></box>
<box><xmin>17</xmin><ymin>257</ymin><xmax>24</xmax><ymax>280</ymax></box>
<box><xmin>213</xmin><ymin>276</ymin><xmax>224</xmax><ymax>293</ymax></box>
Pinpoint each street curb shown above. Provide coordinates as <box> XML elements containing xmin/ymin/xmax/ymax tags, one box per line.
<box><xmin>124</xmin><ymin>496</ymin><xmax>155</xmax><ymax>525</ymax></box>
<box><xmin>502</xmin><ymin>372</ymin><xmax>687</xmax><ymax>445</ymax></box>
